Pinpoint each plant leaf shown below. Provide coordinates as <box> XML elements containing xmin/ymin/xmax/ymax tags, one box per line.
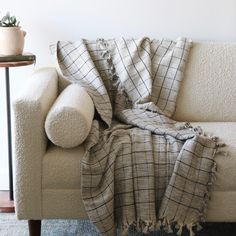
<box><xmin>0</xmin><ymin>12</ymin><xmax>20</xmax><ymax>27</ymax></box>
<box><xmin>1</xmin><ymin>15</ymin><xmax>8</xmax><ymax>22</ymax></box>
<box><xmin>10</xmin><ymin>16</ymin><xmax>16</xmax><ymax>24</ymax></box>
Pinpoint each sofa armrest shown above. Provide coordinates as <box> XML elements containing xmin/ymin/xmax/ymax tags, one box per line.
<box><xmin>13</xmin><ymin>67</ymin><xmax>58</xmax><ymax>219</ymax></box>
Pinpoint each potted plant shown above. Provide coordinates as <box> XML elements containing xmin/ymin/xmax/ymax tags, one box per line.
<box><xmin>0</xmin><ymin>12</ymin><xmax>26</xmax><ymax>55</ymax></box>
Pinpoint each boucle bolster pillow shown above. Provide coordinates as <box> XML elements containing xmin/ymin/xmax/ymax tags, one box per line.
<box><xmin>45</xmin><ymin>84</ymin><xmax>94</xmax><ymax>148</ymax></box>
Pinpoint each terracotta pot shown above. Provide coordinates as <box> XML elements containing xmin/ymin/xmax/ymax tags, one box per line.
<box><xmin>0</xmin><ymin>27</ymin><xmax>26</xmax><ymax>55</ymax></box>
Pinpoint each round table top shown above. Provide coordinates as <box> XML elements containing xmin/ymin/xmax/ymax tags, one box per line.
<box><xmin>0</xmin><ymin>60</ymin><xmax>35</xmax><ymax>68</ymax></box>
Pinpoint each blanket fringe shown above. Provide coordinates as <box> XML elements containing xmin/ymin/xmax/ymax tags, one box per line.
<box><xmin>200</xmin><ymin>132</ymin><xmax>222</xmax><ymax>225</ymax></box>
<box><xmin>120</xmin><ymin>214</ymin><xmax>216</xmax><ymax>236</ymax></box>
<box><xmin>120</xmin><ymin>218</ymin><xmax>198</xmax><ymax>236</ymax></box>
<box><xmin>196</xmin><ymin>222</ymin><xmax>203</xmax><ymax>231</ymax></box>
<box><xmin>177</xmin><ymin>123</ymin><xmax>228</xmax><ymax>158</ymax></box>
<box><xmin>176</xmin><ymin>223</ymin><xmax>183</xmax><ymax>236</ymax></box>
<box><xmin>121</xmin><ymin>223</ymin><xmax>129</xmax><ymax>236</ymax></box>
<box><xmin>121</xmin><ymin>219</ymin><xmax>157</xmax><ymax>235</ymax></box>
<box><xmin>97</xmin><ymin>38</ymin><xmax>132</xmax><ymax>109</ymax></box>
<box><xmin>97</xmin><ymin>38</ymin><xmax>119</xmax><ymax>83</ymax></box>
<box><xmin>187</xmin><ymin>223</ymin><xmax>194</xmax><ymax>236</ymax></box>
<box><xmin>176</xmin><ymin>122</ymin><xmax>192</xmax><ymax>130</ymax></box>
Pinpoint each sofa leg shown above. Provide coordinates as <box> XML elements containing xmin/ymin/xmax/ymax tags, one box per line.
<box><xmin>28</xmin><ymin>220</ymin><xmax>41</xmax><ymax>236</ymax></box>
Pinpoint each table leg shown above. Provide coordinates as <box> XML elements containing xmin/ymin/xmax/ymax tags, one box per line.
<box><xmin>5</xmin><ymin>67</ymin><xmax>14</xmax><ymax>201</ymax></box>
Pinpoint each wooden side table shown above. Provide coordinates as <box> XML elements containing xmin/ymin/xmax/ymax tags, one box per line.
<box><xmin>0</xmin><ymin>58</ymin><xmax>35</xmax><ymax>213</ymax></box>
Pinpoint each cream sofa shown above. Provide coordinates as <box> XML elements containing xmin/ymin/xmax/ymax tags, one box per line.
<box><xmin>13</xmin><ymin>42</ymin><xmax>236</xmax><ymax>236</ymax></box>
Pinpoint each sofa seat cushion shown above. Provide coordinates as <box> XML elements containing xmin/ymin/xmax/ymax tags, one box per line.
<box><xmin>40</xmin><ymin>190</ymin><xmax>236</xmax><ymax>221</ymax></box>
<box><xmin>42</xmin><ymin>144</ymin><xmax>85</xmax><ymax>189</ymax></box>
<box><xmin>43</xmin><ymin>122</ymin><xmax>236</xmax><ymax>192</ymax></box>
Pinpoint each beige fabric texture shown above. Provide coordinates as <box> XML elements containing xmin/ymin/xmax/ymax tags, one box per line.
<box><xmin>42</xmin><ymin>144</ymin><xmax>85</xmax><ymax>189</ymax></box>
<box><xmin>13</xmin><ymin>67</ymin><xmax>58</xmax><ymax>219</ymax></box>
<box><xmin>45</xmin><ymin>84</ymin><xmax>94</xmax><ymax>148</ymax></box>
<box><xmin>13</xmin><ymin>42</ymin><xmax>236</xmax><ymax>223</ymax></box>
<box><xmin>174</xmin><ymin>42</ymin><xmax>236</xmax><ymax>122</ymax></box>
<box><xmin>42</xmin><ymin>189</ymin><xmax>87</xmax><ymax>219</ymax></box>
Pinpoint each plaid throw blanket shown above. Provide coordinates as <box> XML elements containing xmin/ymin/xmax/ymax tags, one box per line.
<box><xmin>52</xmin><ymin>38</ymin><xmax>219</xmax><ymax>236</ymax></box>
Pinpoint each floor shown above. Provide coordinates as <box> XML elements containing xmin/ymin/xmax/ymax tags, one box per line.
<box><xmin>1</xmin><ymin>212</ymin><xmax>236</xmax><ymax>235</ymax></box>
<box><xmin>193</xmin><ymin>223</ymin><xmax>236</xmax><ymax>236</ymax></box>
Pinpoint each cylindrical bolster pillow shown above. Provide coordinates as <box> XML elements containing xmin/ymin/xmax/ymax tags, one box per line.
<box><xmin>45</xmin><ymin>84</ymin><xmax>94</xmax><ymax>148</ymax></box>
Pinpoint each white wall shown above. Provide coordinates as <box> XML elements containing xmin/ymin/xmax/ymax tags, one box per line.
<box><xmin>0</xmin><ymin>0</ymin><xmax>236</xmax><ymax>189</ymax></box>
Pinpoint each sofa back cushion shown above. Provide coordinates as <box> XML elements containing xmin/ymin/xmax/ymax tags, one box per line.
<box><xmin>173</xmin><ymin>42</ymin><xmax>236</xmax><ymax>122</ymax></box>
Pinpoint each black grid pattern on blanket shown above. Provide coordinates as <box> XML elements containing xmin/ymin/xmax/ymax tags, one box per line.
<box><xmin>52</xmin><ymin>38</ymin><xmax>218</xmax><ymax>236</ymax></box>
<box><xmin>51</xmin><ymin>37</ymin><xmax>191</xmax><ymax>126</ymax></box>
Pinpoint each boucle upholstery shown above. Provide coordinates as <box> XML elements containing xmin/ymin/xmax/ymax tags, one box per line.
<box><xmin>207</xmin><ymin>191</ymin><xmax>236</xmax><ymax>222</ymax></box>
<box><xmin>45</xmin><ymin>84</ymin><xmax>94</xmax><ymax>148</ymax></box>
<box><xmin>13</xmin><ymin>42</ymin><xmax>236</xmax><ymax>223</ymax></box>
<box><xmin>13</xmin><ymin>68</ymin><xmax>58</xmax><ymax>219</ymax></box>
<box><xmin>174</xmin><ymin>42</ymin><xmax>236</xmax><ymax>122</ymax></box>
<box><xmin>42</xmin><ymin>189</ymin><xmax>87</xmax><ymax>219</ymax></box>
<box><xmin>42</xmin><ymin>144</ymin><xmax>85</xmax><ymax>189</ymax></box>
